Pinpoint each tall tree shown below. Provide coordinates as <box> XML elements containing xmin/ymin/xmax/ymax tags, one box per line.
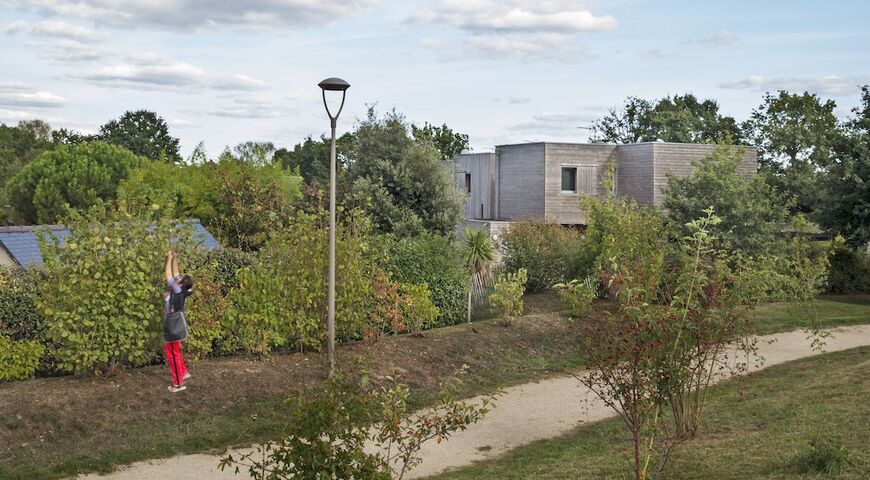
<box><xmin>234</xmin><ymin>141</ymin><xmax>276</xmax><ymax>166</ymax></box>
<box><xmin>0</xmin><ymin>121</ymin><xmax>54</xmax><ymax>222</ymax></box>
<box><xmin>275</xmin><ymin>133</ymin><xmax>355</xmax><ymax>185</ymax></box>
<box><xmin>590</xmin><ymin>94</ymin><xmax>740</xmax><ymax>144</ymax></box>
<box><xmin>346</xmin><ymin>108</ymin><xmax>464</xmax><ymax>237</ymax></box>
<box><xmin>411</xmin><ymin>122</ymin><xmax>470</xmax><ymax>161</ymax></box>
<box><xmin>742</xmin><ymin>91</ymin><xmax>842</xmax><ymax>216</ymax></box>
<box><xmin>820</xmin><ymin>86</ymin><xmax>870</xmax><ymax>247</ymax></box>
<box><xmin>99</xmin><ymin>110</ymin><xmax>181</xmax><ymax>163</ymax></box>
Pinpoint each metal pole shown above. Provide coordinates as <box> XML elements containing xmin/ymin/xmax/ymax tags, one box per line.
<box><xmin>327</xmin><ymin>117</ymin><xmax>337</xmax><ymax>375</ymax></box>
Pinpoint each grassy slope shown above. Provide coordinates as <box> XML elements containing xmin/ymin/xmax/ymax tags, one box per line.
<box><xmin>0</xmin><ymin>294</ymin><xmax>867</xmax><ymax>479</ymax></box>
<box><xmin>431</xmin><ymin>346</ymin><xmax>870</xmax><ymax>480</ymax></box>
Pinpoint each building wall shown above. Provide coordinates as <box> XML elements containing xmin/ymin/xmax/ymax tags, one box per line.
<box><xmin>455</xmin><ymin>153</ymin><xmax>497</xmax><ymax>220</ymax></box>
<box><xmin>495</xmin><ymin>143</ymin><xmax>546</xmax><ymax>220</ymax></box>
<box><xmin>615</xmin><ymin>143</ymin><xmax>655</xmax><ymax>206</ymax></box>
<box><xmin>543</xmin><ymin>143</ymin><xmax>618</xmax><ymax>224</ymax></box>
<box><xmin>650</xmin><ymin>143</ymin><xmax>758</xmax><ymax>206</ymax></box>
<box><xmin>0</xmin><ymin>246</ymin><xmax>14</xmax><ymax>266</ymax></box>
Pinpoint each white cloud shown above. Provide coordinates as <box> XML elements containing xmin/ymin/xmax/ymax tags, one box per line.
<box><xmin>720</xmin><ymin>75</ymin><xmax>869</xmax><ymax>95</ymax></box>
<box><xmin>0</xmin><ymin>82</ymin><xmax>66</xmax><ymax>108</ymax></box>
<box><xmin>424</xmin><ymin>32</ymin><xmax>593</xmax><ymax>63</ymax></box>
<box><xmin>510</xmin><ymin>111</ymin><xmax>602</xmax><ymax>133</ymax></box>
<box><xmin>40</xmin><ymin>39</ymin><xmax>110</xmax><ymax>63</ymax></box>
<box><xmin>638</xmin><ymin>48</ymin><xmax>668</xmax><ymax>58</ymax></box>
<box><xmin>67</xmin><ymin>53</ymin><xmax>267</xmax><ymax>91</ymax></box>
<box><xmin>2</xmin><ymin>0</ymin><xmax>376</xmax><ymax>31</ymax></box>
<box><xmin>0</xmin><ymin>107</ymin><xmax>66</xmax><ymax>124</ymax></box>
<box><xmin>205</xmin><ymin>98</ymin><xmax>291</xmax><ymax>118</ymax></box>
<box><xmin>690</xmin><ymin>29</ymin><xmax>738</xmax><ymax>47</ymax></box>
<box><xmin>412</xmin><ymin>0</ymin><xmax>617</xmax><ymax>34</ymax></box>
<box><xmin>4</xmin><ymin>19</ymin><xmax>105</xmax><ymax>42</ymax></box>
<box><xmin>168</xmin><ymin>117</ymin><xmax>196</xmax><ymax>127</ymax></box>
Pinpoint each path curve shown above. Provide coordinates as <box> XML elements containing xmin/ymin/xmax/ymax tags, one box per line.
<box><xmin>74</xmin><ymin>325</ymin><xmax>870</xmax><ymax>480</ymax></box>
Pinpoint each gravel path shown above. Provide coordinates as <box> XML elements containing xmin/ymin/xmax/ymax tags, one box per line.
<box><xmin>74</xmin><ymin>324</ymin><xmax>870</xmax><ymax>480</ymax></box>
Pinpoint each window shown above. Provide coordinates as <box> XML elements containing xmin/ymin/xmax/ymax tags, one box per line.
<box><xmin>561</xmin><ymin>167</ymin><xmax>577</xmax><ymax>193</ymax></box>
<box><xmin>464</xmin><ymin>173</ymin><xmax>472</xmax><ymax>194</ymax></box>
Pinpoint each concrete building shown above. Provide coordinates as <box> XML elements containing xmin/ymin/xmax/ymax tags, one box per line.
<box><xmin>455</xmin><ymin>142</ymin><xmax>757</xmax><ymax>231</ymax></box>
<box><xmin>0</xmin><ymin>219</ymin><xmax>221</xmax><ymax>267</ymax></box>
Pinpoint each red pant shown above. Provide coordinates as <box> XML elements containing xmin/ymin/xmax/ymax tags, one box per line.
<box><xmin>164</xmin><ymin>341</ymin><xmax>188</xmax><ymax>386</ymax></box>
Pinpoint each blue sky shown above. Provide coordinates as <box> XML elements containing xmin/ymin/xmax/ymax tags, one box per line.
<box><xmin>1</xmin><ymin>0</ymin><xmax>868</xmax><ymax>157</ymax></box>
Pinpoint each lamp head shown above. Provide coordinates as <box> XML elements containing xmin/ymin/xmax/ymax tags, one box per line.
<box><xmin>318</xmin><ymin>77</ymin><xmax>350</xmax><ymax>92</ymax></box>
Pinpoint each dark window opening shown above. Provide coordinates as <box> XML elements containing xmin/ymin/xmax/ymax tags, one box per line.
<box><xmin>561</xmin><ymin>167</ymin><xmax>577</xmax><ymax>193</ymax></box>
<box><xmin>465</xmin><ymin>173</ymin><xmax>472</xmax><ymax>194</ymax></box>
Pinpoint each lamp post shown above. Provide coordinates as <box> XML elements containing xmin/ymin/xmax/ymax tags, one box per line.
<box><xmin>318</xmin><ymin>77</ymin><xmax>350</xmax><ymax>375</ymax></box>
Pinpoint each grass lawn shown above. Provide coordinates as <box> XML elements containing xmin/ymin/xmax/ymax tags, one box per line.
<box><xmin>0</xmin><ymin>294</ymin><xmax>867</xmax><ymax>479</ymax></box>
<box><xmin>431</xmin><ymin>346</ymin><xmax>870</xmax><ymax>480</ymax></box>
<box><xmin>752</xmin><ymin>295</ymin><xmax>870</xmax><ymax>334</ymax></box>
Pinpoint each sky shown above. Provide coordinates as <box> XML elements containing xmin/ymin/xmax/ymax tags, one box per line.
<box><xmin>1</xmin><ymin>0</ymin><xmax>868</xmax><ymax>157</ymax></box>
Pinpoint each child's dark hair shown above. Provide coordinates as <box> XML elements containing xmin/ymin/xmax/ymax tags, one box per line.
<box><xmin>180</xmin><ymin>275</ymin><xmax>194</xmax><ymax>291</ymax></box>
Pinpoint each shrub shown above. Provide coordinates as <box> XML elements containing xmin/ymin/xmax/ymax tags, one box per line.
<box><xmin>227</xmin><ymin>209</ymin><xmax>378</xmax><ymax>354</ymax></box>
<box><xmin>398</xmin><ymin>283</ymin><xmax>440</xmax><ymax>333</ymax></box>
<box><xmin>489</xmin><ymin>268</ymin><xmax>528</xmax><ymax>324</ymax></box>
<box><xmin>377</xmin><ymin>234</ymin><xmax>469</xmax><ymax>327</ymax></box>
<box><xmin>187</xmin><ymin>248</ymin><xmax>254</xmax><ymax>294</ymax></box>
<box><xmin>826</xmin><ymin>240</ymin><xmax>870</xmax><ymax>294</ymax></box>
<box><xmin>0</xmin><ymin>336</ymin><xmax>43</xmax><ymax>381</ymax></box>
<box><xmin>37</xmin><ymin>207</ymin><xmax>197</xmax><ymax>374</ymax></box>
<box><xmin>554</xmin><ymin>278</ymin><xmax>597</xmax><ymax>319</ymax></box>
<box><xmin>500</xmin><ymin>219</ymin><xmax>584</xmax><ymax>292</ymax></box>
<box><xmin>0</xmin><ymin>266</ymin><xmax>45</xmax><ymax>341</ymax></box>
<box><xmin>183</xmin><ymin>269</ymin><xmax>231</xmax><ymax>360</ymax></box>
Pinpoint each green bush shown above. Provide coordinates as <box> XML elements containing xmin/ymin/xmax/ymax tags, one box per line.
<box><xmin>826</xmin><ymin>241</ymin><xmax>870</xmax><ymax>294</ymax></box>
<box><xmin>183</xmin><ymin>269</ymin><xmax>231</xmax><ymax>360</ymax></box>
<box><xmin>37</xmin><ymin>207</ymin><xmax>197</xmax><ymax>374</ymax></box>
<box><xmin>0</xmin><ymin>266</ymin><xmax>45</xmax><ymax>341</ymax></box>
<box><xmin>0</xmin><ymin>336</ymin><xmax>43</xmax><ymax>381</ymax></box>
<box><xmin>399</xmin><ymin>283</ymin><xmax>440</xmax><ymax>333</ymax></box>
<box><xmin>377</xmin><ymin>233</ymin><xmax>469</xmax><ymax>327</ymax></box>
<box><xmin>500</xmin><ymin>219</ymin><xmax>584</xmax><ymax>292</ymax></box>
<box><xmin>793</xmin><ymin>437</ymin><xmax>854</xmax><ymax>475</ymax></box>
<box><xmin>554</xmin><ymin>278</ymin><xmax>597</xmax><ymax>319</ymax></box>
<box><xmin>227</xmin><ymin>209</ymin><xmax>378</xmax><ymax>354</ymax></box>
<box><xmin>187</xmin><ymin>248</ymin><xmax>254</xmax><ymax>294</ymax></box>
<box><xmin>489</xmin><ymin>268</ymin><xmax>528</xmax><ymax>324</ymax></box>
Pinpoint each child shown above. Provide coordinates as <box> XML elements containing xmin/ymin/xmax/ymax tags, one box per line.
<box><xmin>163</xmin><ymin>250</ymin><xmax>194</xmax><ymax>393</ymax></box>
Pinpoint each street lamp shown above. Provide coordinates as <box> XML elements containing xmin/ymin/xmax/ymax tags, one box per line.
<box><xmin>318</xmin><ymin>77</ymin><xmax>350</xmax><ymax>375</ymax></box>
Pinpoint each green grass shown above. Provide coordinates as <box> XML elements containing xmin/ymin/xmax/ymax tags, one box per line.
<box><xmin>0</xmin><ymin>294</ymin><xmax>867</xmax><ymax>480</ymax></box>
<box><xmin>431</xmin><ymin>346</ymin><xmax>870</xmax><ymax>480</ymax></box>
<box><xmin>752</xmin><ymin>295</ymin><xmax>870</xmax><ymax>334</ymax></box>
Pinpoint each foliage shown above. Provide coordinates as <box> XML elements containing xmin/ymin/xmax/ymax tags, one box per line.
<box><xmin>500</xmin><ymin>219</ymin><xmax>584</xmax><ymax>292</ymax></box>
<box><xmin>461</xmin><ymin>228</ymin><xmax>496</xmax><ymax>321</ymax></box>
<box><xmin>820</xmin><ymin>85</ymin><xmax>870</xmax><ymax>247</ymax></box>
<box><xmin>219</xmin><ymin>369</ymin><xmax>495</xmax><ymax>480</ymax></box>
<box><xmin>825</xmin><ymin>240</ymin><xmax>870</xmax><ymax>294</ymax></box>
<box><xmin>227</xmin><ymin>209</ymin><xmax>378</xmax><ymax>354</ymax></box>
<box><xmin>591</xmin><ymin>94</ymin><xmax>741</xmax><ymax>144</ymax></box>
<box><xmin>187</xmin><ymin>248</ymin><xmax>254</xmax><ymax>293</ymax></box>
<box><xmin>98</xmin><ymin>110</ymin><xmax>181</xmax><ymax>163</ymax></box>
<box><xmin>0</xmin><ymin>335</ymin><xmax>44</xmax><ymax>381</ymax></box>
<box><xmin>37</xmin><ymin>206</ymin><xmax>197</xmax><ymax>374</ymax></box>
<box><xmin>554</xmin><ymin>278</ymin><xmax>597</xmax><ymax>319</ymax></box>
<box><xmin>411</xmin><ymin>122</ymin><xmax>470</xmax><ymax>161</ymax></box>
<box><xmin>377</xmin><ymin>233</ymin><xmax>469</xmax><ymax>327</ymax></box>
<box><xmin>0</xmin><ymin>121</ymin><xmax>54</xmax><ymax>218</ymax></box>
<box><xmin>347</xmin><ymin>108</ymin><xmax>464</xmax><ymax>237</ymax></box>
<box><xmin>8</xmin><ymin>141</ymin><xmax>147</xmax><ymax>224</ymax></box>
<box><xmin>275</xmin><ymin>133</ymin><xmax>356</xmax><ymax>185</ymax></box>
<box><xmin>489</xmin><ymin>269</ymin><xmax>528</xmax><ymax>325</ymax></box>
<box><xmin>234</xmin><ymin>141</ymin><xmax>276</xmax><ymax>166</ymax></box>
<box><xmin>183</xmin><ymin>268</ymin><xmax>231</xmax><ymax>360</ymax></box>
<box><xmin>663</xmin><ymin>144</ymin><xmax>792</xmax><ymax>256</ymax></box>
<box><xmin>0</xmin><ymin>266</ymin><xmax>46</xmax><ymax>342</ymax></box>
<box><xmin>398</xmin><ymin>283</ymin><xmax>440</xmax><ymax>333</ymax></box>
<box><xmin>117</xmin><ymin>160</ymin><xmax>218</xmax><ymax>223</ymax></box>
<box><xmin>793</xmin><ymin>437</ymin><xmax>854</xmax><ymax>475</ymax></box>
<box><xmin>743</xmin><ymin>91</ymin><xmax>842</xmax><ymax>216</ymax></box>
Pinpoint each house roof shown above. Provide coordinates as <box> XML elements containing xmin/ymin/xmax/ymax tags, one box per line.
<box><xmin>0</xmin><ymin>219</ymin><xmax>221</xmax><ymax>267</ymax></box>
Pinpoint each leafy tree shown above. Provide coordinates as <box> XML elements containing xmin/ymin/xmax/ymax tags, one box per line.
<box><xmin>1</xmin><ymin>121</ymin><xmax>55</xmax><ymax>220</ymax></box>
<box><xmin>664</xmin><ymin>144</ymin><xmax>792</xmax><ymax>256</ymax></box>
<box><xmin>234</xmin><ymin>141</ymin><xmax>275</xmax><ymax>166</ymax></box>
<box><xmin>461</xmin><ymin>228</ymin><xmax>495</xmax><ymax>323</ymax></box>
<box><xmin>742</xmin><ymin>91</ymin><xmax>842</xmax><ymax>215</ymax></box>
<box><xmin>51</xmin><ymin>128</ymin><xmax>96</xmax><ymax>146</ymax></box>
<box><xmin>7</xmin><ymin>141</ymin><xmax>146</xmax><ymax>224</ymax></box>
<box><xmin>411</xmin><ymin>122</ymin><xmax>470</xmax><ymax>160</ymax></box>
<box><xmin>347</xmin><ymin>108</ymin><xmax>464</xmax><ymax>237</ymax></box>
<box><xmin>820</xmin><ymin>86</ymin><xmax>870</xmax><ymax>247</ymax></box>
<box><xmin>99</xmin><ymin>110</ymin><xmax>181</xmax><ymax>163</ymax></box>
<box><xmin>187</xmin><ymin>141</ymin><xmax>208</xmax><ymax>164</ymax></box>
<box><xmin>275</xmin><ymin>133</ymin><xmax>355</xmax><ymax>184</ymax></box>
<box><xmin>590</xmin><ymin>94</ymin><xmax>740</xmax><ymax>144</ymax></box>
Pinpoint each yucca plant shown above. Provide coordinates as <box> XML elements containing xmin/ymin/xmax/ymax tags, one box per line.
<box><xmin>461</xmin><ymin>228</ymin><xmax>495</xmax><ymax>323</ymax></box>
